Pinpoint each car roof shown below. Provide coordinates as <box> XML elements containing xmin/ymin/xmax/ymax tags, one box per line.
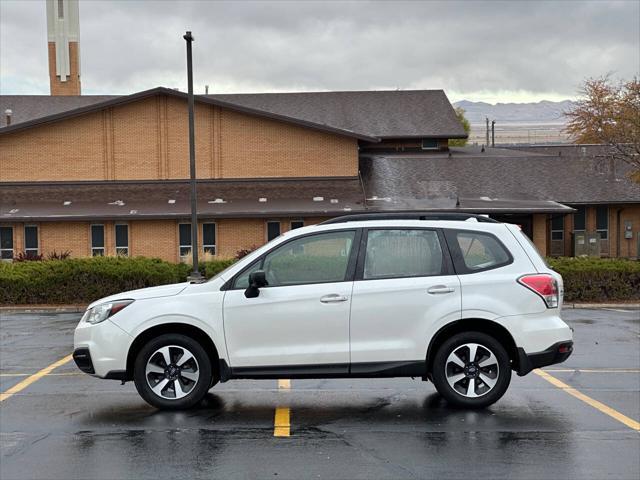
<box><xmin>285</xmin><ymin>219</ymin><xmax>510</xmax><ymax>237</ymax></box>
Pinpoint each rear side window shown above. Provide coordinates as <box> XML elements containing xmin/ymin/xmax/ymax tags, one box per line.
<box><xmin>446</xmin><ymin>230</ymin><xmax>512</xmax><ymax>273</ymax></box>
<box><xmin>363</xmin><ymin>229</ymin><xmax>444</xmax><ymax>279</ymax></box>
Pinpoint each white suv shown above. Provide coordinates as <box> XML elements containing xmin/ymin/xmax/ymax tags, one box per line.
<box><xmin>73</xmin><ymin>214</ymin><xmax>573</xmax><ymax>409</ymax></box>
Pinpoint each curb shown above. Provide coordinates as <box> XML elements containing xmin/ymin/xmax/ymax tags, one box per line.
<box><xmin>565</xmin><ymin>303</ymin><xmax>639</xmax><ymax>310</ymax></box>
<box><xmin>0</xmin><ymin>305</ymin><xmax>87</xmax><ymax>314</ymax></box>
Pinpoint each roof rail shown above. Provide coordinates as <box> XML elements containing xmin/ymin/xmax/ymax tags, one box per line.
<box><xmin>320</xmin><ymin>212</ymin><xmax>499</xmax><ymax>225</ymax></box>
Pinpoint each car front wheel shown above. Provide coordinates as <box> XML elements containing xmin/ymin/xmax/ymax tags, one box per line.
<box><xmin>133</xmin><ymin>333</ymin><xmax>213</xmax><ymax>410</ymax></box>
<box><xmin>431</xmin><ymin>331</ymin><xmax>511</xmax><ymax>408</ymax></box>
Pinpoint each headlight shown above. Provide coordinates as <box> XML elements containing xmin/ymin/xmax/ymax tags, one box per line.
<box><xmin>83</xmin><ymin>300</ymin><xmax>134</xmax><ymax>325</ymax></box>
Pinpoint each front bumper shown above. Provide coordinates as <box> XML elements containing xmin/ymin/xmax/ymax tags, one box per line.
<box><xmin>516</xmin><ymin>341</ymin><xmax>573</xmax><ymax>376</ymax></box>
<box><xmin>74</xmin><ymin>317</ymin><xmax>133</xmax><ymax>378</ymax></box>
<box><xmin>72</xmin><ymin>348</ymin><xmax>94</xmax><ymax>374</ymax></box>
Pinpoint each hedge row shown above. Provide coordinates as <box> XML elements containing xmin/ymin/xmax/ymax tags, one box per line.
<box><xmin>0</xmin><ymin>256</ymin><xmax>235</xmax><ymax>305</ymax></box>
<box><xmin>0</xmin><ymin>256</ymin><xmax>637</xmax><ymax>305</ymax></box>
<box><xmin>546</xmin><ymin>257</ymin><xmax>640</xmax><ymax>302</ymax></box>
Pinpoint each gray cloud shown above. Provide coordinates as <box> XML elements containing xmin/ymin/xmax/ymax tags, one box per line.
<box><xmin>1</xmin><ymin>0</ymin><xmax>638</xmax><ymax>101</ymax></box>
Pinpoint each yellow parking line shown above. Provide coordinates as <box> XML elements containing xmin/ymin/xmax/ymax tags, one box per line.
<box><xmin>0</xmin><ymin>354</ymin><xmax>73</xmax><ymax>402</ymax></box>
<box><xmin>544</xmin><ymin>368</ymin><xmax>640</xmax><ymax>373</ymax></box>
<box><xmin>274</xmin><ymin>379</ymin><xmax>291</xmax><ymax>437</ymax></box>
<box><xmin>534</xmin><ymin>369</ymin><xmax>640</xmax><ymax>431</ymax></box>
<box><xmin>0</xmin><ymin>372</ymin><xmax>82</xmax><ymax>377</ymax></box>
<box><xmin>278</xmin><ymin>379</ymin><xmax>291</xmax><ymax>389</ymax></box>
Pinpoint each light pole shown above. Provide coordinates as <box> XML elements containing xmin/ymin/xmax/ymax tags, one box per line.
<box><xmin>184</xmin><ymin>31</ymin><xmax>202</xmax><ymax>281</ymax></box>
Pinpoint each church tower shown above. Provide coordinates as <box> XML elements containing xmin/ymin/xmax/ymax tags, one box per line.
<box><xmin>46</xmin><ymin>0</ymin><xmax>81</xmax><ymax>95</ymax></box>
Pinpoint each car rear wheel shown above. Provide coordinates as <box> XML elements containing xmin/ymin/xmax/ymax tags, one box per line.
<box><xmin>431</xmin><ymin>331</ymin><xmax>511</xmax><ymax>408</ymax></box>
<box><xmin>134</xmin><ymin>333</ymin><xmax>213</xmax><ymax>410</ymax></box>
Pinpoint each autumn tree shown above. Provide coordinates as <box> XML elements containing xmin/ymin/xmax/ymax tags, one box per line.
<box><xmin>565</xmin><ymin>76</ymin><xmax>640</xmax><ymax>181</ymax></box>
<box><xmin>449</xmin><ymin>107</ymin><xmax>471</xmax><ymax>147</ymax></box>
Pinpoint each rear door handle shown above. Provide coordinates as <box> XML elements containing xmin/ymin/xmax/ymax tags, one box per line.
<box><xmin>320</xmin><ymin>294</ymin><xmax>348</xmax><ymax>303</ymax></box>
<box><xmin>427</xmin><ymin>285</ymin><xmax>455</xmax><ymax>294</ymax></box>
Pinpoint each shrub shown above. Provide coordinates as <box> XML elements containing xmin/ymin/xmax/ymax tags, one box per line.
<box><xmin>547</xmin><ymin>257</ymin><xmax>640</xmax><ymax>302</ymax></box>
<box><xmin>13</xmin><ymin>252</ymin><xmax>44</xmax><ymax>262</ymax></box>
<box><xmin>0</xmin><ymin>256</ymin><xmax>236</xmax><ymax>306</ymax></box>
<box><xmin>235</xmin><ymin>245</ymin><xmax>259</xmax><ymax>260</ymax></box>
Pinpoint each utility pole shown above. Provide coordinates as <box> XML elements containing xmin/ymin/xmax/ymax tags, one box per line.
<box><xmin>485</xmin><ymin>117</ymin><xmax>490</xmax><ymax>147</ymax></box>
<box><xmin>184</xmin><ymin>31</ymin><xmax>202</xmax><ymax>282</ymax></box>
<box><xmin>491</xmin><ymin>120</ymin><xmax>496</xmax><ymax>148</ymax></box>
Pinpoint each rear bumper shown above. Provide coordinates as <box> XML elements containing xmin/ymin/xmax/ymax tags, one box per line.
<box><xmin>516</xmin><ymin>341</ymin><xmax>573</xmax><ymax>376</ymax></box>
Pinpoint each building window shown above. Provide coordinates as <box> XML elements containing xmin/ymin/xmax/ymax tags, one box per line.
<box><xmin>91</xmin><ymin>225</ymin><xmax>105</xmax><ymax>256</ymax></box>
<box><xmin>421</xmin><ymin>138</ymin><xmax>439</xmax><ymax>150</ymax></box>
<box><xmin>115</xmin><ymin>224</ymin><xmax>129</xmax><ymax>256</ymax></box>
<box><xmin>290</xmin><ymin>220</ymin><xmax>304</xmax><ymax>230</ymax></box>
<box><xmin>179</xmin><ymin>223</ymin><xmax>192</xmax><ymax>258</ymax></box>
<box><xmin>203</xmin><ymin>223</ymin><xmax>216</xmax><ymax>255</ymax></box>
<box><xmin>24</xmin><ymin>225</ymin><xmax>39</xmax><ymax>257</ymax></box>
<box><xmin>267</xmin><ymin>221</ymin><xmax>281</xmax><ymax>241</ymax></box>
<box><xmin>596</xmin><ymin>205</ymin><xmax>609</xmax><ymax>240</ymax></box>
<box><xmin>0</xmin><ymin>226</ymin><xmax>13</xmax><ymax>260</ymax></box>
<box><xmin>550</xmin><ymin>215</ymin><xmax>564</xmax><ymax>241</ymax></box>
<box><xmin>57</xmin><ymin>0</ymin><xmax>64</xmax><ymax>19</ymax></box>
<box><xmin>573</xmin><ymin>206</ymin><xmax>586</xmax><ymax>231</ymax></box>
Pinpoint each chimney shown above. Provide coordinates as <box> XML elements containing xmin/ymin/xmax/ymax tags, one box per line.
<box><xmin>46</xmin><ymin>0</ymin><xmax>81</xmax><ymax>95</ymax></box>
<box><xmin>4</xmin><ymin>109</ymin><xmax>12</xmax><ymax>126</ymax></box>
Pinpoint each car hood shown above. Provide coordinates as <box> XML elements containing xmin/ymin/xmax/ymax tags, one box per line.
<box><xmin>87</xmin><ymin>282</ymin><xmax>190</xmax><ymax>309</ymax></box>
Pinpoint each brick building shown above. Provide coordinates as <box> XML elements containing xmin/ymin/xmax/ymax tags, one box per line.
<box><xmin>1</xmin><ymin>1</ymin><xmax>639</xmax><ymax>261</ymax></box>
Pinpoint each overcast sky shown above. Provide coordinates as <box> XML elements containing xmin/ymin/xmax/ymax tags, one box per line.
<box><xmin>1</xmin><ymin>0</ymin><xmax>638</xmax><ymax>103</ymax></box>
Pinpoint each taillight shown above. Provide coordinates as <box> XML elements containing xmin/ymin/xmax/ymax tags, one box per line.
<box><xmin>518</xmin><ymin>274</ymin><xmax>559</xmax><ymax>308</ymax></box>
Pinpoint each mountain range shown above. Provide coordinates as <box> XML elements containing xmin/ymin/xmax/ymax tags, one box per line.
<box><xmin>453</xmin><ymin>99</ymin><xmax>575</xmax><ymax>124</ymax></box>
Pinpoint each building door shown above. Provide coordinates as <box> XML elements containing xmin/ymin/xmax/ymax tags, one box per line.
<box><xmin>490</xmin><ymin>214</ymin><xmax>533</xmax><ymax>239</ymax></box>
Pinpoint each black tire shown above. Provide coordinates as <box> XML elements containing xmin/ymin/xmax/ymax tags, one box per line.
<box><xmin>133</xmin><ymin>333</ymin><xmax>213</xmax><ymax>410</ymax></box>
<box><xmin>431</xmin><ymin>331</ymin><xmax>511</xmax><ymax>408</ymax></box>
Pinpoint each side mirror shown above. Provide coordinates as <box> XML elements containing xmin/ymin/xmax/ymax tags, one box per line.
<box><xmin>244</xmin><ymin>270</ymin><xmax>268</xmax><ymax>298</ymax></box>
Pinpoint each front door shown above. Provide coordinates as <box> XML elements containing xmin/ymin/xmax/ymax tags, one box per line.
<box><xmin>223</xmin><ymin>229</ymin><xmax>358</xmax><ymax>372</ymax></box>
<box><xmin>349</xmin><ymin>228</ymin><xmax>461</xmax><ymax>369</ymax></box>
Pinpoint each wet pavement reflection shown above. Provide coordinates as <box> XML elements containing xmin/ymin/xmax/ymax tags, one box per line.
<box><xmin>0</xmin><ymin>309</ymin><xmax>638</xmax><ymax>479</ymax></box>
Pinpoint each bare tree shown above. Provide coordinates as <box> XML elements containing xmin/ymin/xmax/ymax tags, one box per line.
<box><xmin>565</xmin><ymin>76</ymin><xmax>640</xmax><ymax>181</ymax></box>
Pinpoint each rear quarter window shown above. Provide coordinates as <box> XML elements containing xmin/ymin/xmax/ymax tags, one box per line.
<box><xmin>445</xmin><ymin>229</ymin><xmax>513</xmax><ymax>274</ymax></box>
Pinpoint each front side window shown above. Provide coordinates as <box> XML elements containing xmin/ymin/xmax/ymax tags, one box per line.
<box><xmin>91</xmin><ymin>225</ymin><xmax>105</xmax><ymax>256</ymax></box>
<box><xmin>24</xmin><ymin>225</ymin><xmax>39</xmax><ymax>257</ymax></box>
<box><xmin>115</xmin><ymin>224</ymin><xmax>129</xmax><ymax>256</ymax></box>
<box><xmin>450</xmin><ymin>230</ymin><xmax>511</xmax><ymax>272</ymax></box>
<box><xmin>235</xmin><ymin>230</ymin><xmax>356</xmax><ymax>288</ymax></box>
<box><xmin>203</xmin><ymin>223</ymin><xmax>216</xmax><ymax>255</ymax></box>
<box><xmin>363</xmin><ymin>229</ymin><xmax>444</xmax><ymax>279</ymax></box>
<box><xmin>0</xmin><ymin>226</ymin><xmax>13</xmax><ymax>260</ymax></box>
<box><xmin>596</xmin><ymin>206</ymin><xmax>608</xmax><ymax>239</ymax></box>
<box><xmin>179</xmin><ymin>223</ymin><xmax>191</xmax><ymax>258</ymax></box>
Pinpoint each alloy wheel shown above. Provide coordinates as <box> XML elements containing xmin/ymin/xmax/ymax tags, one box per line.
<box><xmin>145</xmin><ymin>345</ymin><xmax>200</xmax><ymax>400</ymax></box>
<box><xmin>445</xmin><ymin>342</ymin><xmax>499</xmax><ymax>398</ymax></box>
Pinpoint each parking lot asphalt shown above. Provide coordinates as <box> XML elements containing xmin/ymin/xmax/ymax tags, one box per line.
<box><xmin>0</xmin><ymin>308</ymin><xmax>638</xmax><ymax>480</ymax></box>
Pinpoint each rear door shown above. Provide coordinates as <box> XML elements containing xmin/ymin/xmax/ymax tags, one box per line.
<box><xmin>349</xmin><ymin>228</ymin><xmax>461</xmax><ymax>370</ymax></box>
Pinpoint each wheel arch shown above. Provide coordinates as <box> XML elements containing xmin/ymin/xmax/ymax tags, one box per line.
<box><xmin>125</xmin><ymin>323</ymin><xmax>220</xmax><ymax>382</ymax></box>
<box><xmin>426</xmin><ymin>318</ymin><xmax>519</xmax><ymax>376</ymax></box>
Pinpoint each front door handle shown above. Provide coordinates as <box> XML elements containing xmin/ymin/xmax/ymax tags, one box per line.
<box><xmin>320</xmin><ymin>294</ymin><xmax>348</xmax><ymax>303</ymax></box>
<box><xmin>427</xmin><ymin>285</ymin><xmax>455</xmax><ymax>294</ymax></box>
